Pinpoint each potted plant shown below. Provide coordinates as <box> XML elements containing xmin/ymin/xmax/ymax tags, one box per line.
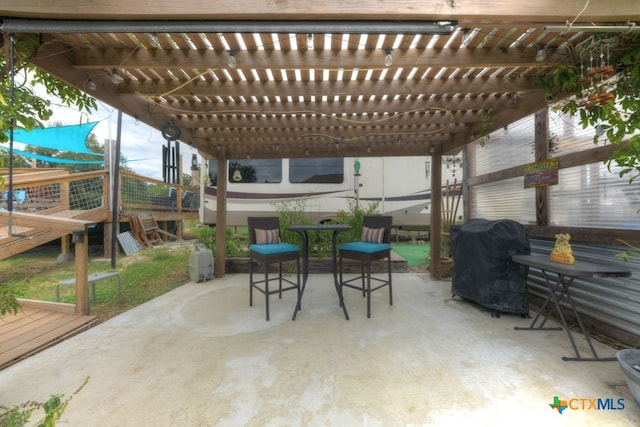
<box><xmin>439</xmin><ymin>177</ymin><xmax>462</xmax><ymax>277</ymax></box>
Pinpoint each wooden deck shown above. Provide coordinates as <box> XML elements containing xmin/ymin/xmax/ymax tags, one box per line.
<box><xmin>0</xmin><ymin>299</ymin><xmax>97</xmax><ymax>370</ymax></box>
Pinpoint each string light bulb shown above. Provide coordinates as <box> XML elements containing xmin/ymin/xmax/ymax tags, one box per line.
<box><xmin>87</xmin><ymin>78</ymin><xmax>96</xmax><ymax>91</ymax></box>
<box><xmin>228</xmin><ymin>50</ymin><xmax>237</xmax><ymax>68</ymax></box>
<box><xmin>111</xmin><ymin>68</ymin><xmax>123</xmax><ymax>85</ymax></box>
<box><xmin>148</xmin><ymin>32</ymin><xmax>160</xmax><ymax>48</ymax></box>
<box><xmin>306</xmin><ymin>34</ymin><xmax>314</xmax><ymax>49</ymax></box>
<box><xmin>536</xmin><ymin>44</ymin><xmax>546</xmax><ymax>62</ymax></box>
<box><xmin>461</xmin><ymin>28</ymin><xmax>471</xmax><ymax>45</ymax></box>
<box><xmin>384</xmin><ymin>49</ymin><xmax>393</xmax><ymax>67</ymax></box>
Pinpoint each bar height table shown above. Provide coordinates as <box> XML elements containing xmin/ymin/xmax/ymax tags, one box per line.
<box><xmin>286</xmin><ymin>224</ymin><xmax>352</xmax><ymax>321</ymax></box>
<box><xmin>512</xmin><ymin>254</ymin><xmax>631</xmax><ymax>362</ymax></box>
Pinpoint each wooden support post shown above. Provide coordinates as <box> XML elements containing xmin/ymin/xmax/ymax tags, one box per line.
<box><xmin>73</xmin><ymin>229</ymin><xmax>90</xmax><ymax>315</ymax></box>
<box><xmin>57</xmin><ymin>234</ymin><xmax>73</xmax><ymax>263</ymax></box>
<box><xmin>104</xmin><ymin>220</ymin><xmax>113</xmax><ymax>259</ymax></box>
<box><xmin>61</xmin><ymin>234</ymin><xmax>71</xmax><ymax>254</ymax></box>
<box><xmin>430</xmin><ymin>147</ymin><xmax>443</xmax><ymax>278</ymax></box>
<box><xmin>215</xmin><ymin>155</ymin><xmax>227</xmax><ymax>277</ymax></box>
<box><xmin>534</xmin><ymin>108</ymin><xmax>550</xmax><ymax>226</ymax></box>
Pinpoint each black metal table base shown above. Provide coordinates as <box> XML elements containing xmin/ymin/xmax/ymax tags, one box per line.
<box><xmin>512</xmin><ymin>254</ymin><xmax>630</xmax><ymax>362</ymax></box>
<box><xmin>288</xmin><ymin>224</ymin><xmax>351</xmax><ymax>321</ymax></box>
<box><xmin>514</xmin><ymin>270</ymin><xmax>612</xmax><ymax>362</ymax></box>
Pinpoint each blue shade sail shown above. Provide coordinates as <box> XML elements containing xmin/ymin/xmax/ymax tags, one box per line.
<box><xmin>7</xmin><ymin>122</ymin><xmax>103</xmax><ymax>156</ymax></box>
<box><xmin>0</xmin><ymin>145</ymin><xmax>105</xmax><ymax>164</ymax></box>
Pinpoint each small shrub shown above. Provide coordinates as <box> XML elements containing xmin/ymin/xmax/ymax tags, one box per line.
<box><xmin>276</xmin><ymin>198</ymin><xmax>381</xmax><ymax>257</ymax></box>
<box><xmin>0</xmin><ymin>377</ymin><xmax>88</xmax><ymax>427</ymax></box>
<box><xmin>333</xmin><ymin>200</ymin><xmax>381</xmax><ymax>244</ymax></box>
<box><xmin>0</xmin><ymin>286</ymin><xmax>21</xmax><ymax>316</ymax></box>
<box><xmin>274</xmin><ymin>197</ymin><xmax>312</xmax><ymax>250</ymax></box>
<box><xmin>196</xmin><ymin>198</ymin><xmax>381</xmax><ymax>259</ymax></box>
<box><xmin>196</xmin><ymin>226</ymin><xmax>248</xmax><ymax>257</ymax></box>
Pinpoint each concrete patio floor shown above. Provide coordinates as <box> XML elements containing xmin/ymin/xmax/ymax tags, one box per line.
<box><xmin>1</xmin><ymin>272</ymin><xmax>639</xmax><ymax>426</ymax></box>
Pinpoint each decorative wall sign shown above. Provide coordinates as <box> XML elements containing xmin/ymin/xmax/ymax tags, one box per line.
<box><xmin>524</xmin><ymin>158</ymin><xmax>559</xmax><ymax>188</ymax></box>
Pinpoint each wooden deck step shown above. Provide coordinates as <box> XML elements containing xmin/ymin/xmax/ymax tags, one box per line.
<box><xmin>0</xmin><ymin>301</ymin><xmax>97</xmax><ymax>370</ymax></box>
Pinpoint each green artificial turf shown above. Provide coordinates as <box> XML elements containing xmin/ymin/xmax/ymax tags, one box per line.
<box><xmin>391</xmin><ymin>242</ymin><xmax>431</xmax><ymax>267</ymax></box>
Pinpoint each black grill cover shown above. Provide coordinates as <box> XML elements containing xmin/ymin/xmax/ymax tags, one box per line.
<box><xmin>450</xmin><ymin>219</ymin><xmax>531</xmax><ymax>315</ymax></box>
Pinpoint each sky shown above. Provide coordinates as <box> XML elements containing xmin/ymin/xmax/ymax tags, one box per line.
<box><xmin>44</xmin><ymin>96</ymin><xmax>200</xmax><ymax>182</ymax></box>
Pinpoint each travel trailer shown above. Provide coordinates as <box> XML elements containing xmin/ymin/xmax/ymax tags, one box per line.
<box><xmin>199</xmin><ymin>155</ymin><xmax>462</xmax><ymax>227</ymax></box>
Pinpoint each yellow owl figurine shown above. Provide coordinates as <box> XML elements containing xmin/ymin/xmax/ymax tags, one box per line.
<box><xmin>550</xmin><ymin>233</ymin><xmax>575</xmax><ymax>264</ymax></box>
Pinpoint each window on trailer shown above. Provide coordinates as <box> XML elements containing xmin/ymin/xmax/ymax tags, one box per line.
<box><xmin>290</xmin><ymin>158</ymin><xmax>344</xmax><ymax>183</ymax></box>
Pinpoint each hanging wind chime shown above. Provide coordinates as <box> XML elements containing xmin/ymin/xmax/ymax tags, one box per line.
<box><xmin>577</xmin><ymin>38</ymin><xmax>615</xmax><ymax>109</ymax></box>
<box><xmin>161</xmin><ymin>123</ymin><xmax>181</xmax><ymax>184</ymax></box>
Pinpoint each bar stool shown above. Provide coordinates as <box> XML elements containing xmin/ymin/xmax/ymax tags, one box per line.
<box><xmin>339</xmin><ymin>216</ymin><xmax>393</xmax><ymax>318</ymax></box>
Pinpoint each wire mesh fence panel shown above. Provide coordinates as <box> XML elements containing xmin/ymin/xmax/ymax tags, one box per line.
<box><xmin>121</xmin><ymin>172</ymin><xmax>200</xmax><ymax>213</ymax></box>
<box><xmin>2</xmin><ymin>172</ymin><xmax>107</xmax><ymax>214</ymax></box>
<box><xmin>2</xmin><ymin>170</ymin><xmax>198</xmax><ymax>216</ymax></box>
<box><xmin>69</xmin><ymin>176</ymin><xmax>106</xmax><ymax>211</ymax></box>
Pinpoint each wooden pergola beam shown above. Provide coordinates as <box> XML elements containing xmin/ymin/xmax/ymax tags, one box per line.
<box><xmin>72</xmin><ymin>46</ymin><xmax>569</xmax><ymax>71</ymax></box>
<box><xmin>136</xmin><ymin>78</ymin><xmax>539</xmax><ymax>106</ymax></box>
<box><xmin>1</xmin><ymin>1</ymin><xmax>637</xmax><ymax>23</ymax></box>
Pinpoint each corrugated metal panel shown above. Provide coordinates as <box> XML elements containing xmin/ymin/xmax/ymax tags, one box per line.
<box><xmin>528</xmin><ymin>238</ymin><xmax>640</xmax><ymax>339</ymax></box>
<box><xmin>117</xmin><ymin>231</ymin><xmax>143</xmax><ymax>256</ymax></box>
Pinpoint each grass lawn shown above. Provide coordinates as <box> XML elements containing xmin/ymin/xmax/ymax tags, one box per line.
<box><xmin>1</xmin><ymin>226</ymin><xmax>200</xmax><ymax>323</ymax></box>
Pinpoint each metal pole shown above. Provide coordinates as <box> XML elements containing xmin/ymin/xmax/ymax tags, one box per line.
<box><xmin>7</xmin><ymin>33</ymin><xmax>16</xmax><ymax>235</ymax></box>
<box><xmin>0</xmin><ymin>19</ymin><xmax>457</xmax><ymax>35</ymax></box>
<box><xmin>110</xmin><ymin>110</ymin><xmax>123</xmax><ymax>268</ymax></box>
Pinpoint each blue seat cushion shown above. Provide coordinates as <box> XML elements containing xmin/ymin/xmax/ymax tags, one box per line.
<box><xmin>250</xmin><ymin>242</ymin><xmax>299</xmax><ymax>255</ymax></box>
<box><xmin>340</xmin><ymin>241</ymin><xmax>390</xmax><ymax>254</ymax></box>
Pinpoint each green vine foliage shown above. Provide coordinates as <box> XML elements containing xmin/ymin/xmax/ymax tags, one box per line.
<box><xmin>535</xmin><ymin>33</ymin><xmax>640</xmax><ymax>183</ymax></box>
<box><xmin>0</xmin><ymin>377</ymin><xmax>88</xmax><ymax>427</ymax></box>
<box><xmin>0</xmin><ymin>34</ymin><xmax>98</xmax><ymax>323</ymax></box>
<box><xmin>476</xmin><ymin>109</ymin><xmax>494</xmax><ymax>146</ymax></box>
<box><xmin>0</xmin><ymin>34</ymin><xmax>97</xmax><ymax>144</ymax></box>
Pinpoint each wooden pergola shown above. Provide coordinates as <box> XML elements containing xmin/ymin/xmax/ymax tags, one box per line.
<box><xmin>2</xmin><ymin>1</ymin><xmax>639</xmax><ymax>277</ymax></box>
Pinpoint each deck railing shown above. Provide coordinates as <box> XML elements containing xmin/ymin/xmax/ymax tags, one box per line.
<box><xmin>1</xmin><ymin>169</ymin><xmax>200</xmax><ymax>219</ymax></box>
<box><xmin>1</xmin><ymin>169</ymin><xmax>108</xmax><ymax>216</ymax></box>
<box><xmin>119</xmin><ymin>171</ymin><xmax>200</xmax><ymax>215</ymax></box>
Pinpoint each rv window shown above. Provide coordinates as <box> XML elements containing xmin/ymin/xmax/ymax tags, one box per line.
<box><xmin>290</xmin><ymin>158</ymin><xmax>344</xmax><ymax>183</ymax></box>
<box><xmin>228</xmin><ymin>159</ymin><xmax>282</xmax><ymax>183</ymax></box>
<box><xmin>208</xmin><ymin>161</ymin><xmax>217</xmax><ymax>186</ymax></box>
